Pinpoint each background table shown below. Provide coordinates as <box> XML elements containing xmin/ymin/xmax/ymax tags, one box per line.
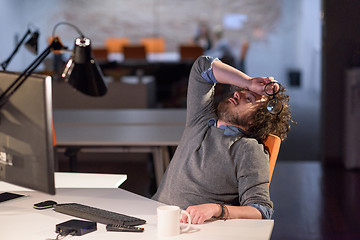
<box><xmin>0</xmin><ymin>188</ymin><xmax>274</xmax><ymax>240</ymax></box>
<box><xmin>53</xmin><ymin>109</ymin><xmax>186</xmax><ymax>186</ymax></box>
<box><xmin>53</xmin><ymin>109</ymin><xmax>186</xmax><ymax>126</ymax></box>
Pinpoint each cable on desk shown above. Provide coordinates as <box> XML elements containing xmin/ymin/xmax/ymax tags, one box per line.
<box><xmin>47</xmin><ymin>230</ymin><xmax>76</xmax><ymax>240</ymax></box>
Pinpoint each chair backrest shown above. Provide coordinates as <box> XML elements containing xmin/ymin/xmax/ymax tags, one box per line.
<box><xmin>52</xmin><ymin>120</ymin><xmax>57</xmax><ymax>146</ymax></box>
<box><xmin>179</xmin><ymin>44</ymin><xmax>204</xmax><ymax>61</ymax></box>
<box><xmin>263</xmin><ymin>134</ymin><xmax>281</xmax><ymax>185</ymax></box>
<box><xmin>92</xmin><ymin>47</ymin><xmax>108</xmax><ymax>62</ymax></box>
<box><xmin>123</xmin><ymin>45</ymin><xmax>147</xmax><ymax>60</ymax></box>
<box><xmin>140</xmin><ymin>37</ymin><xmax>165</xmax><ymax>53</ymax></box>
<box><xmin>105</xmin><ymin>37</ymin><xmax>130</xmax><ymax>53</ymax></box>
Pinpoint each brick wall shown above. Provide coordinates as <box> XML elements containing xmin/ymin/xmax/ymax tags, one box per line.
<box><xmin>46</xmin><ymin>0</ymin><xmax>281</xmax><ymax>52</ymax></box>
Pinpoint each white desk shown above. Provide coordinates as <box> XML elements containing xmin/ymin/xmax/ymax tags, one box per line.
<box><xmin>53</xmin><ymin>109</ymin><xmax>186</xmax><ymax>127</ymax></box>
<box><xmin>0</xmin><ymin>173</ymin><xmax>127</xmax><ymax>191</ymax></box>
<box><xmin>0</xmin><ymin>188</ymin><xmax>274</xmax><ymax>240</ymax></box>
<box><xmin>53</xmin><ymin>109</ymin><xmax>186</xmax><ymax>186</ymax></box>
<box><xmin>107</xmin><ymin>52</ymin><xmax>180</xmax><ymax>63</ymax></box>
<box><xmin>55</xmin><ymin>172</ymin><xmax>127</xmax><ymax>188</ymax></box>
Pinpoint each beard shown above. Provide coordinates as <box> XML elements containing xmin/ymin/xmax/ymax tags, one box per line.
<box><xmin>217</xmin><ymin>100</ymin><xmax>252</xmax><ymax>128</ymax></box>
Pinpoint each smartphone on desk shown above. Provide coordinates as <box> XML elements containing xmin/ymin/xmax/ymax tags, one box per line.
<box><xmin>0</xmin><ymin>192</ymin><xmax>27</xmax><ymax>203</ymax></box>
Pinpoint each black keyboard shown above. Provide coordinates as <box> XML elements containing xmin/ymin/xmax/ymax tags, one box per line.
<box><xmin>53</xmin><ymin>203</ymin><xmax>146</xmax><ymax>226</ymax></box>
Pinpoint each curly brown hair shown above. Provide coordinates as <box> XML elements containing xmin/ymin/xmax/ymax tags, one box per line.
<box><xmin>222</xmin><ymin>83</ymin><xmax>293</xmax><ymax>143</ymax></box>
<box><xmin>246</xmin><ymin>84</ymin><xmax>293</xmax><ymax>142</ymax></box>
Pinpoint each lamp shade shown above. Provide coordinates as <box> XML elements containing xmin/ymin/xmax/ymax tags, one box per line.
<box><xmin>62</xmin><ymin>37</ymin><xmax>107</xmax><ymax>96</ymax></box>
<box><xmin>25</xmin><ymin>31</ymin><xmax>39</xmax><ymax>55</ymax></box>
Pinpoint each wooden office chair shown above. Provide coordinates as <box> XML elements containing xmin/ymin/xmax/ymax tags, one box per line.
<box><xmin>179</xmin><ymin>44</ymin><xmax>204</xmax><ymax>61</ymax></box>
<box><xmin>52</xmin><ymin>121</ymin><xmax>57</xmax><ymax>146</ymax></box>
<box><xmin>140</xmin><ymin>37</ymin><xmax>165</xmax><ymax>53</ymax></box>
<box><xmin>123</xmin><ymin>44</ymin><xmax>146</xmax><ymax>60</ymax></box>
<box><xmin>104</xmin><ymin>37</ymin><xmax>130</xmax><ymax>53</ymax></box>
<box><xmin>263</xmin><ymin>134</ymin><xmax>281</xmax><ymax>185</ymax></box>
<box><xmin>91</xmin><ymin>47</ymin><xmax>108</xmax><ymax>62</ymax></box>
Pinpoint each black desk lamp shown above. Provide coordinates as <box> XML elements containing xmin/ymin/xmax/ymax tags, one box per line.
<box><xmin>0</xmin><ymin>22</ymin><xmax>107</xmax><ymax>107</ymax></box>
<box><xmin>1</xmin><ymin>27</ymin><xmax>39</xmax><ymax>70</ymax></box>
<box><xmin>25</xmin><ymin>31</ymin><xmax>39</xmax><ymax>55</ymax></box>
<box><xmin>62</xmin><ymin>36</ymin><xmax>107</xmax><ymax>96</ymax></box>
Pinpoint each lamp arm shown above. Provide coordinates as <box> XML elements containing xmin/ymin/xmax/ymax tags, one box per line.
<box><xmin>0</xmin><ymin>38</ymin><xmax>64</xmax><ymax>108</ymax></box>
<box><xmin>52</xmin><ymin>22</ymin><xmax>85</xmax><ymax>38</ymax></box>
<box><xmin>1</xmin><ymin>29</ymin><xmax>31</xmax><ymax>70</ymax></box>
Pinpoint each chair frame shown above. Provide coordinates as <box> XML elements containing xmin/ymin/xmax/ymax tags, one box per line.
<box><xmin>263</xmin><ymin>134</ymin><xmax>281</xmax><ymax>185</ymax></box>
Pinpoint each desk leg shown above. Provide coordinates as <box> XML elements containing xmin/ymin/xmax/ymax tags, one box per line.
<box><xmin>152</xmin><ymin>146</ymin><xmax>171</xmax><ymax>187</ymax></box>
<box><xmin>64</xmin><ymin>147</ymin><xmax>80</xmax><ymax>172</ymax></box>
<box><xmin>163</xmin><ymin>146</ymin><xmax>171</xmax><ymax>170</ymax></box>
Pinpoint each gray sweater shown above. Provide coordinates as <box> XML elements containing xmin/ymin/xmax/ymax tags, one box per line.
<box><xmin>152</xmin><ymin>56</ymin><xmax>273</xmax><ymax>218</ymax></box>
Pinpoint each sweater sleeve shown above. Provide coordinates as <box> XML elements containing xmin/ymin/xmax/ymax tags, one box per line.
<box><xmin>186</xmin><ymin>56</ymin><xmax>220</xmax><ymax>126</ymax></box>
<box><xmin>249</xmin><ymin>203</ymin><xmax>274</xmax><ymax>219</ymax></box>
<box><xmin>236</xmin><ymin>139</ymin><xmax>274</xmax><ymax>218</ymax></box>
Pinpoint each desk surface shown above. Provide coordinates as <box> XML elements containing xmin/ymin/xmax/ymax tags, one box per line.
<box><xmin>0</xmin><ymin>173</ymin><xmax>127</xmax><ymax>191</ymax></box>
<box><xmin>0</xmin><ymin>188</ymin><xmax>274</xmax><ymax>240</ymax></box>
<box><xmin>53</xmin><ymin>109</ymin><xmax>186</xmax><ymax>147</ymax></box>
<box><xmin>107</xmin><ymin>52</ymin><xmax>181</xmax><ymax>63</ymax></box>
<box><xmin>55</xmin><ymin>125</ymin><xmax>185</xmax><ymax>147</ymax></box>
<box><xmin>53</xmin><ymin>109</ymin><xmax>187</xmax><ymax>127</ymax></box>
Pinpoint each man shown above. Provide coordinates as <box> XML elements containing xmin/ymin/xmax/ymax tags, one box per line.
<box><xmin>205</xmin><ymin>25</ymin><xmax>235</xmax><ymax>67</ymax></box>
<box><xmin>152</xmin><ymin>56</ymin><xmax>292</xmax><ymax>224</ymax></box>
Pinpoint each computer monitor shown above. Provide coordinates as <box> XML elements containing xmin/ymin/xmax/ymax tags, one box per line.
<box><xmin>0</xmin><ymin>71</ymin><xmax>55</xmax><ymax>194</ymax></box>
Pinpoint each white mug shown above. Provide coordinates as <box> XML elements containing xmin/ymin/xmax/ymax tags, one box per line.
<box><xmin>157</xmin><ymin>205</ymin><xmax>191</xmax><ymax>237</ymax></box>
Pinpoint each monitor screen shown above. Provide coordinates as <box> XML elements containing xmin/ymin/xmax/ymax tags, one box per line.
<box><xmin>0</xmin><ymin>71</ymin><xmax>55</xmax><ymax>194</ymax></box>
